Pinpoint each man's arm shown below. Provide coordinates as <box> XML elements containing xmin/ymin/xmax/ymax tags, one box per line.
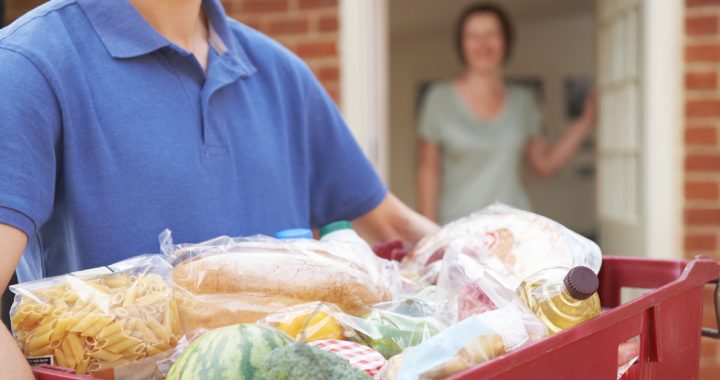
<box><xmin>0</xmin><ymin>224</ymin><xmax>33</xmax><ymax>379</ymax></box>
<box><xmin>353</xmin><ymin>193</ymin><xmax>440</xmax><ymax>246</ymax></box>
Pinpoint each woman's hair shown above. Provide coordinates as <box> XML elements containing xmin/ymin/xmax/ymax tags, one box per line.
<box><xmin>455</xmin><ymin>2</ymin><xmax>515</xmax><ymax>65</ymax></box>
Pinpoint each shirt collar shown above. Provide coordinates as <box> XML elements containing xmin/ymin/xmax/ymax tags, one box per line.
<box><xmin>77</xmin><ymin>0</ymin><xmax>256</xmax><ymax>75</ymax></box>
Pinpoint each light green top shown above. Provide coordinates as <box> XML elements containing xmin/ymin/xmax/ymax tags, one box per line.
<box><xmin>418</xmin><ymin>81</ymin><xmax>541</xmax><ymax>224</ymax></box>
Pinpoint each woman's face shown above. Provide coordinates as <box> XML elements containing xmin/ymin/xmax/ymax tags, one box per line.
<box><xmin>462</xmin><ymin>13</ymin><xmax>506</xmax><ymax>74</ymax></box>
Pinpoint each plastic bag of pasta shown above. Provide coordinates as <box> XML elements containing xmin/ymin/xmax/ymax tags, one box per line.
<box><xmin>9</xmin><ymin>254</ymin><xmax>180</xmax><ymax>379</ymax></box>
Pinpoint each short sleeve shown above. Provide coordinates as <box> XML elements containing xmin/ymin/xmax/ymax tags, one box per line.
<box><xmin>417</xmin><ymin>84</ymin><xmax>443</xmax><ymax>144</ymax></box>
<box><xmin>523</xmin><ymin>89</ymin><xmax>542</xmax><ymax>138</ymax></box>
<box><xmin>0</xmin><ymin>47</ymin><xmax>61</xmax><ymax>238</ymax></box>
<box><xmin>303</xmin><ymin>67</ymin><xmax>387</xmax><ymax>227</ymax></box>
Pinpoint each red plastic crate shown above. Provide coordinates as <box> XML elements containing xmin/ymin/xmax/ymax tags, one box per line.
<box><xmin>449</xmin><ymin>256</ymin><xmax>720</xmax><ymax>380</ymax></box>
<box><xmin>32</xmin><ymin>365</ymin><xmax>95</xmax><ymax>380</ymax></box>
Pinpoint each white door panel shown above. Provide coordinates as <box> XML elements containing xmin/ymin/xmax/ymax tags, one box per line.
<box><xmin>597</xmin><ymin>0</ymin><xmax>643</xmax><ymax>256</ymax></box>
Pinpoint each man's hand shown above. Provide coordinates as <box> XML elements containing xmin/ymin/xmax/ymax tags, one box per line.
<box><xmin>0</xmin><ymin>223</ymin><xmax>33</xmax><ymax>380</ymax></box>
<box><xmin>353</xmin><ymin>193</ymin><xmax>439</xmax><ymax>247</ymax></box>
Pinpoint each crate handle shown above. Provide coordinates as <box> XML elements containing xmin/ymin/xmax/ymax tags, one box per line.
<box><xmin>701</xmin><ymin>279</ymin><xmax>720</xmax><ymax>339</ymax></box>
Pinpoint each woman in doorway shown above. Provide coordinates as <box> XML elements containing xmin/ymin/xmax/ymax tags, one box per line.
<box><xmin>416</xmin><ymin>2</ymin><xmax>597</xmax><ymax>225</ymax></box>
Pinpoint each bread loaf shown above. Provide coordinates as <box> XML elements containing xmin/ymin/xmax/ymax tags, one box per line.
<box><xmin>172</xmin><ymin>240</ymin><xmax>390</xmax><ymax>335</ymax></box>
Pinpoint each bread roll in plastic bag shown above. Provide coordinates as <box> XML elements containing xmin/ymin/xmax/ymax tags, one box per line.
<box><xmin>404</xmin><ymin>203</ymin><xmax>602</xmax><ymax>290</ymax></box>
<box><xmin>395</xmin><ymin>305</ymin><xmax>531</xmax><ymax>380</ymax></box>
<box><xmin>159</xmin><ymin>231</ymin><xmax>391</xmax><ymax>336</ymax></box>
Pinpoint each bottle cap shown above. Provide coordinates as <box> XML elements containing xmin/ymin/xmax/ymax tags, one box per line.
<box><xmin>318</xmin><ymin>221</ymin><xmax>353</xmax><ymax>238</ymax></box>
<box><xmin>275</xmin><ymin>228</ymin><xmax>313</xmax><ymax>240</ymax></box>
<box><xmin>563</xmin><ymin>266</ymin><xmax>599</xmax><ymax>300</ymax></box>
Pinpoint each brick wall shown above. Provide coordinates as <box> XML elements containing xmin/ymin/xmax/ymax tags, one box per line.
<box><xmin>685</xmin><ymin>1</ymin><xmax>720</xmax><ymax>379</ymax></box>
<box><xmin>222</xmin><ymin>0</ymin><xmax>340</xmax><ymax>102</ymax></box>
<box><xmin>2</xmin><ymin>0</ymin><xmax>341</xmax><ymax>103</ymax></box>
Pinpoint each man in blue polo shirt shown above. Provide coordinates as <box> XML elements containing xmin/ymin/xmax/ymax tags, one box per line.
<box><xmin>0</xmin><ymin>0</ymin><xmax>437</xmax><ymax>376</ymax></box>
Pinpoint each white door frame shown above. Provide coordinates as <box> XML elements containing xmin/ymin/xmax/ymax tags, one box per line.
<box><xmin>642</xmin><ymin>0</ymin><xmax>684</xmax><ymax>260</ymax></box>
<box><xmin>338</xmin><ymin>0</ymin><xmax>389</xmax><ymax>181</ymax></box>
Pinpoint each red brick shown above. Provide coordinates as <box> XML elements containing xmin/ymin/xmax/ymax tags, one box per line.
<box><xmin>686</xmin><ymin>71</ymin><xmax>718</xmax><ymax>90</ymax></box>
<box><xmin>685</xmin><ymin>234</ymin><xmax>717</xmax><ymax>251</ymax></box>
<box><xmin>686</xmin><ymin>208</ymin><xmax>720</xmax><ymax>225</ymax></box>
<box><xmin>687</xmin><ymin>15</ymin><xmax>719</xmax><ymax>35</ymax></box>
<box><xmin>299</xmin><ymin>0</ymin><xmax>337</xmax><ymax>10</ymax></box>
<box><xmin>686</xmin><ymin>126</ymin><xmax>718</xmax><ymax>145</ymax></box>
<box><xmin>316</xmin><ymin>66</ymin><xmax>339</xmax><ymax>82</ymax></box>
<box><xmin>266</xmin><ymin>19</ymin><xmax>310</xmax><ymax>35</ymax></box>
<box><xmin>688</xmin><ymin>0</ymin><xmax>720</xmax><ymax>6</ymax></box>
<box><xmin>686</xmin><ymin>44</ymin><xmax>720</xmax><ymax>62</ymax></box>
<box><xmin>700</xmin><ymin>365</ymin><xmax>720</xmax><ymax>380</ymax></box>
<box><xmin>701</xmin><ymin>341</ymin><xmax>717</xmax><ymax>358</ymax></box>
<box><xmin>687</xmin><ymin>154</ymin><xmax>720</xmax><ymax>171</ymax></box>
<box><xmin>296</xmin><ymin>41</ymin><xmax>337</xmax><ymax>59</ymax></box>
<box><xmin>687</xmin><ymin>99</ymin><xmax>720</xmax><ymax>117</ymax></box>
<box><xmin>686</xmin><ymin>181</ymin><xmax>720</xmax><ymax>199</ymax></box>
<box><xmin>318</xmin><ymin>15</ymin><xmax>339</xmax><ymax>32</ymax></box>
<box><xmin>240</xmin><ymin>0</ymin><xmax>289</xmax><ymax>14</ymax></box>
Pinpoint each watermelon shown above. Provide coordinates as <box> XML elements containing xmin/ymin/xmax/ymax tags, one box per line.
<box><xmin>167</xmin><ymin>324</ymin><xmax>294</xmax><ymax>380</ymax></box>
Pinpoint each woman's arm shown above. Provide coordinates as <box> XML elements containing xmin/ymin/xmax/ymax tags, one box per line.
<box><xmin>416</xmin><ymin>138</ymin><xmax>441</xmax><ymax>221</ymax></box>
<box><xmin>353</xmin><ymin>193</ymin><xmax>440</xmax><ymax>246</ymax></box>
<box><xmin>0</xmin><ymin>224</ymin><xmax>34</xmax><ymax>380</ymax></box>
<box><xmin>526</xmin><ymin>92</ymin><xmax>597</xmax><ymax>178</ymax></box>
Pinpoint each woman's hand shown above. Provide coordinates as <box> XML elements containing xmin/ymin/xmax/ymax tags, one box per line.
<box><xmin>579</xmin><ymin>90</ymin><xmax>598</xmax><ymax>129</ymax></box>
<box><xmin>526</xmin><ymin>89</ymin><xmax>597</xmax><ymax>178</ymax></box>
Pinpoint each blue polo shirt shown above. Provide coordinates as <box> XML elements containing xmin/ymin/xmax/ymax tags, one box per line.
<box><xmin>0</xmin><ymin>0</ymin><xmax>387</xmax><ymax>281</ymax></box>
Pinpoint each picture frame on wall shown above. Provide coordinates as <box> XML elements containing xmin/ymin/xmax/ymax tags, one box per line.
<box><xmin>564</xmin><ymin>76</ymin><xmax>593</xmax><ymax>120</ymax></box>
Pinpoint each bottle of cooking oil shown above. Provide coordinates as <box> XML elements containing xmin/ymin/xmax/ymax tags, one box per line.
<box><xmin>516</xmin><ymin>266</ymin><xmax>601</xmax><ymax>334</ymax></box>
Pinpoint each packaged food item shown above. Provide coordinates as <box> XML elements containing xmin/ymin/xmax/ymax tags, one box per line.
<box><xmin>346</xmin><ymin>308</ymin><xmax>444</xmax><ymax>360</ymax></box>
<box><xmin>516</xmin><ymin>266</ymin><xmax>601</xmax><ymax>334</ymax></box>
<box><xmin>405</xmin><ymin>203</ymin><xmax>602</xmax><ymax>290</ymax></box>
<box><xmin>435</xmin><ymin>247</ymin><xmax>548</xmax><ymax>340</ymax></box>
<box><xmin>9</xmin><ymin>255</ymin><xmax>180</xmax><ymax>377</ymax></box>
<box><xmin>161</xmin><ymin>232</ymin><xmax>391</xmax><ymax>336</ymax></box>
<box><xmin>396</xmin><ymin>305</ymin><xmax>530</xmax><ymax>380</ymax></box>
<box><xmin>320</xmin><ymin>221</ymin><xmax>382</xmax><ymax>282</ymax></box>
<box><xmin>166</xmin><ymin>323</ymin><xmax>294</xmax><ymax>380</ymax></box>
<box><xmin>307</xmin><ymin>339</ymin><xmax>386</xmax><ymax>377</ymax></box>
<box><xmin>261</xmin><ymin>302</ymin><xmax>350</xmax><ymax>342</ymax></box>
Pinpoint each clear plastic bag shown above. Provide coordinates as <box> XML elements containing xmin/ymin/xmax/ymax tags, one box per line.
<box><xmin>435</xmin><ymin>246</ymin><xmax>548</xmax><ymax>341</ymax></box>
<box><xmin>160</xmin><ymin>231</ymin><xmax>391</xmax><ymax>336</ymax></box>
<box><xmin>404</xmin><ymin>203</ymin><xmax>602</xmax><ymax>290</ymax></box>
<box><xmin>9</xmin><ymin>255</ymin><xmax>180</xmax><ymax>378</ymax></box>
<box><xmin>395</xmin><ymin>305</ymin><xmax>531</xmax><ymax>380</ymax></box>
<box><xmin>259</xmin><ymin>302</ymin><xmax>356</xmax><ymax>343</ymax></box>
<box><xmin>349</xmin><ymin>308</ymin><xmax>445</xmax><ymax>360</ymax></box>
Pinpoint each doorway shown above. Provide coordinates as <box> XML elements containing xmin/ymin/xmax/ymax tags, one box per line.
<box><xmin>387</xmin><ymin>0</ymin><xmax>599</xmax><ymax>238</ymax></box>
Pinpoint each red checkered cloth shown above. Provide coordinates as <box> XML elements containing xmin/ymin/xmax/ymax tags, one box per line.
<box><xmin>307</xmin><ymin>339</ymin><xmax>387</xmax><ymax>376</ymax></box>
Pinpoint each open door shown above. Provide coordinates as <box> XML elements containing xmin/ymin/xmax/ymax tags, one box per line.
<box><xmin>596</xmin><ymin>0</ymin><xmax>683</xmax><ymax>259</ymax></box>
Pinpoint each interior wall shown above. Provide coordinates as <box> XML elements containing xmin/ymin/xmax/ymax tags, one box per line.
<box><xmin>389</xmin><ymin>6</ymin><xmax>597</xmax><ymax>236</ymax></box>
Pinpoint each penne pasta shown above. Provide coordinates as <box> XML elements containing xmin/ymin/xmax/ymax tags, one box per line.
<box><xmin>87</xmin><ymin>358</ymin><xmax>129</xmax><ymax>373</ymax></box>
<box><xmin>61</xmin><ymin>339</ymin><xmax>78</xmax><ymax>368</ymax></box>
<box><xmin>106</xmin><ymin>336</ymin><xmax>143</xmax><ymax>354</ymax></box>
<box><xmin>27</xmin><ymin>330</ymin><xmax>52</xmax><ymax>351</ymax></box>
<box><xmin>136</xmin><ymin>293</ymin><xmax>165</xmax><ymax>308</ymax></box>
<box><xmin>88</xmin><ymin>348</ymin><xmax>123</xmax><ymax>362</ymax></box>
<box><xmin>9</xmin><ymin>270</ymin><xmax>178</xmax><ymax>375</ymax></box>
<box><xmin>54</xmin><ymin>347</ymin><xmax>69</xmax><ymax>368</ymax></box>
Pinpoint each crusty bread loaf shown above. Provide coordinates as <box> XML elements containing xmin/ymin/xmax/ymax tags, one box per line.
<box><xmin>172</xmin><ymin>241</ymin><xmax>391</xmax><ymax>335</ymax></box>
